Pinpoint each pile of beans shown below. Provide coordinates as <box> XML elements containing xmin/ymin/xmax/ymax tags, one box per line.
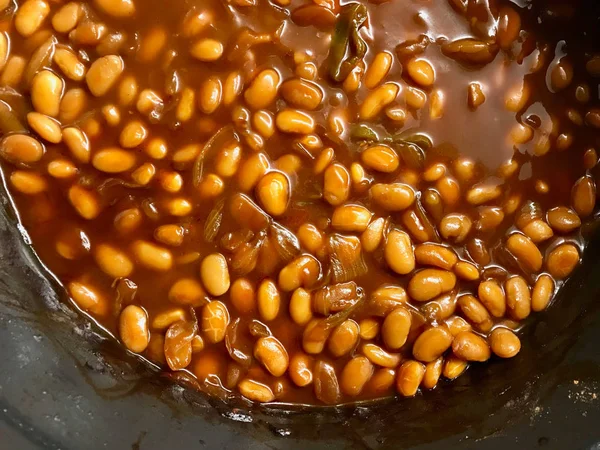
<box><xmin>0</xmin><ymin>0</ymin><xmax>598</xmax><ymax>405</ymax></box>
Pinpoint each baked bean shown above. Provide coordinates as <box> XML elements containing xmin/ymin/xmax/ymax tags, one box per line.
<box><xmin>571</xmin><ymin>175</ymin><xmax>596</xmax><ymax>218</ymax></box>
<box><xmin>443</xmin><ymin>355</ymin><xmax>468</xmax><ymax>380</ymax></box>
<box><xmin>238</xmin><ymin>379</ymin><xmax>275</xmax><ymax>403</ymax></box>
<box><xmin>385</xmin><ymin>229</ymin><xmax>415</xmax><ymax>275</ymax></box>
<box><xmin>15</xmin><ymin>0</ymin><xmax>50</xmax><ymax>37</ymax></box>
<box><xmin>198</xmin><ymin>76</ymin><xmax>222</xmax><ymax>114</ymax></box>
<box><xmin>478</xmin><ymin>280</ymin><xmax>506</xmax><ymax>318</ymax></box>
<box><xmin>60</xmin><ymin>89</ymin><xmax>88</xmax><ymax>124</ymax></box>
<box><xmin>10</xmin><ymin>170</ymin><xmax>46</xmax><ymax>194</ymax></box>
<box><xmin>490</xmin><ymin>328</ymin><xmax>521</xmax><ymax>358</ymax></box>
<box><xmin>531</xmin><ymin>274</ymin><xmax>555</xmax><ymax>312</ymax></box>
<box><xmin>69</xmin><ymin>281</ymin><xmax>106</xmax><ymax>315</ymax></box>
<box><xmin>457</xmin><ymin>294</ymin><xmax>493</xmax><ymax>332</ymax></box>
<box><xmin>276</xmin><ymin>109</ymin><xmax>315</xmax><ymax>134</ymax></box>
<box><xmin>468</xmin><ymin>82</ymin><xmax>486</xmax><ymax>110</ymax></box>
<box><xmin>546</xmin><ymin>244</ymin><xmax>579</xmax><ymax>279</ymax></box>
<box><xmin>362</xmin><ymin>343</ymin><xmax>401</xmax><ymax>368</ymax></box>
<box><xmin>1</xmin><ymin>134</ymin><xmax>44</xmax><ymax>164</ymax></box>
<box><xmin>114</xmin><ymin>208</ymin><xmax>142</xmax><ymax>234</ymax></box>
<box><xmin>505</xmin><ymin>276</ymin><xmax>531</xmax><ymax>320</ymax></box>
<box><xmin>278</xmin><ymin>255</ymin><xmax>320</xmax><ymax>292</ymax></box>
<box><xmin>31</xmin><ymin>70</ymin><xmax>63</xmax><ymax>117</ymax></box>
<box><xmin>506</xmin><ymin>233</ymin><xmax>543</xmax><ymax>273</ymax></box>
<box><xmin>360</xmin><ymin>83</ymin><xmax>399</xmax><ymax>119</ymax></box>
<box><xmin>190</xmin><ymin>38</ymin><xmax>224</xmax><ymax>62</ymax></box>
<box><xmin>422</xmin><ymin>357</ymin><xmax>443</xmax><ymax>390</ymax></box>
<box><xmin>258</xmin><ymin>279</ymin><xmax>281</xmax><ymax>321</ymax></box>
<box><xmin>361</xmin><ymin>145</ymin><xmax>400</xmax><ymax>173</ymax></box>
<box><xmin>341</xmin><ymin>356</ymin><xmax>374</xmax><ymax>396</ymax></box>
<box><xmin>131</xmin><ymin>240</ymin><xmax>173</xmax><ymax>271</ymax></box>
<box><xmin>168</xmin><ymin>278</ymin><xmax>207</xmax><ymax>307</ymax></box>
<box><xmin>407</xmin><ymin>57</ymin><xmax>435</xmax><ymax>87</ymax></box>
<box><xmin>280</xmin><ymin>78</ymin><xmax>323</xmax><ymax>110</ymax></box>
<box><xmin>396</xmin><ymin>360</ymin><xmax>426</xmax><ymax>397</ymax></box>
<box><xmin>54</xmin><ymin>48</ymin><xmax>86</xmax><ymax>81</ymax></box>
<box><xmin>430</xmin><ymin>90</ymin><xmax>444</xmax><ymax>118</ymax></box>
<box><xmin>200</xmin><ymin>253</ymin><xmax>230</xmax><ymax>297</ymax></box>
<box><xmin>95</xmin><ymin>243</ymin><xmax>133</xmax><ymax>278</ymax></box>
<box><xmin>322</xmin><ymin>163</ymin><xmax>351</xmax><ymax>206</ymax></box>
<box><xmin>360</xmin><ymin>217</ymin><xmax>386</xmax><ymax>253</ymax></box>
<box><xmin>547</xmin><ymin>206</ymin><xmax>581</xmax><ymax>233</ymax></box>
<box><xmin>86</xmin><ymin>55</ymin><xmax>124</xmax><ymax>97</ymax></box>
<box><xmin>445</xmin><ymin>316</ymin><xmax>473</xmax><ymax>336</ymax></box>
<box><xmin>256</xmin><ymin>171</ymin><xmax>290</xmax><ymax>216</ymax></box>
<box><xmin>119</xmin><ymin>305</ymin><xmax>150</xmax><ymax>352</ymax></box>
<box><xmin>244</xmin><ymin>69</ymin><xmax>280</xmax><ymax>109</ymax></box>
<box><xmin>382</xmin><ymin>307</ymin><xmax>412</xmax><ymax>350</ymax></box>
<box><xmin>201</xmin><ymin>300</ymin><xmax>230</xmax><ymax>343</ymax></box>
<box><xmin>94</xmin><ymin>0</ymin><xmax>135</xmax><ymax>17</ymax></box>
<box><xmin>52</xmin><ymin>2</ymin><xmax>82</xmax><ymax>33</ymax></box>
<box><xmin>436</xmin><ymin>176</ymin><xmax>461</xmax><ymax>207</ymax></box>
<box><xmin>454</xmin><ymin>261</ymin><xmax>480</xmax><ymax>281</ymax></box>
<box><xmin>414</xmin><ymin>244</ymin><xmax>458</xmax><ymax>271</ymax></box>
<box><xmin>92</xmin><ymin>148</ymin><xmax>136</xmax><ymax>173</ymax></box>
<box><xmin>522</xmin><ymin>219</ymin><xmax>554</xmax><ymax>243</ymax></box>
<box><xmin>254</xmin><ymin>336</ymin><xmax>289</xmax><ymax>377</ymax></box>
<box><xmin>452</xmin><ymin>331</ymin><xmax>491</xmax><ymax>362</ymax></box>
<box><xmin>68</xmin><ymin>185</ymin><xmax>101</xmax><ymax>219</ymax></box>
<box><xmin>370</xmin><ymin>183</ymin><xmax>415</xmax><ymax>210</ymax></box>
<box><xmin>154</xmin><ymin>224</ymin><xmax>184</xmax><ymax>247</ymax></box>
<box><xmin>328</xmin><ymin>319</ymin><xmax>359</xmax><ymax>357</ymax></box>
<box><xmin>413</xmin><ymin>326</ymin><xmax>453</xmax><ymax>362</ymax></box>
<box><xmin>48</xmin><ymin>159</ymin><xmax>78</xmax><ymax>179</ymax></box>
<box><xmin>289</xmin><ymin>352</ymin><xmax>313</xmax><ymax>387</ymax></box>
<box><xmin>466</xmin><ymin>183</ymin><xmax>502</xmax><ymax>205</ymax></box>
<box><xmin>408</xmin><ymin>269</ymin><xmax>456</xmax><ymax>302</ymax></box>
<box><xmin>364</xmin><ymin>52</ymin><xmax>393</xmax><ymax>88</ymax></box>
<box><xmin>331</xmin><ymin>204</ymin><xmax>372</xmax><ymax>232</ymax></box>
<box><xmin>358</xmin><ymin>318</ymin><xmax>380</xmax><ymax>340</ymax></box>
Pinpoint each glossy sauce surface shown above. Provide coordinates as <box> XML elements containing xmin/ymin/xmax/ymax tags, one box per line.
<box><xmin>0</xmin><ymin>0</ymin><xmax>599</xmax><ymax>405</ymax></box>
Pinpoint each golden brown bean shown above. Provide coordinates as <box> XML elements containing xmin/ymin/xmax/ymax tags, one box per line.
<box><xmin>254</xmin><ymin>336</ymin><xmax>289</xmax><ymax>377</ymax></box>
<box><xmin>360</xmin><ymin>83</ymin><xmax>399</xmax><ymax>119</ymax></box>
<box><xmin>364</xmin><ymin>51</ymin><xmax>393</xmax><ymax>89</ymax></box>
<box><xmin>94</xmin><ymin>0</ymin><xmax>135</xmax><ymax>17</ymax></box>
<box><xmin>200</xmin><ymin>253</ymin><xmax>230</xmax><ymax>297</ymax></box>
<box><xmin>443</xmin><ymin>355</ymin><xmax>468</xmax><ymax>380</ymax></box>
<box><xmin>440</xmin><ymin>213</ymin><xmax>472</xmax><ymax>243</ymax></box>
<box><xmin>95</xmin><ymin>243</ymin><xmax>133</xmax><ymax>278</ymax></box>
<box><xmin>323</xmin><ymin>163</ymin><xmax>350</xmax><ymax>206</ymax></box>
<box><xmin>358</xmin><ymin>318</ymin><xmax>380</xmax><ymax>340</ymax></box>
<box><xmin>119</xmin><ymin>305</ymin><xmax>149</xmax><ymax>352</ymax></box>
<box><xmin>69</xmin><ymin>281</ymin><xmax>106</xmax><ymax>315</ymax></box>
<box><xmin>370</xmin><ymin>183</ymin><xmax>415</xmax><ymax>211</ymax></box>
<box><xmin>86</xmin><ymin>55</ymin><xmax>124</xmax><ymax>97</ymax></box>
<box><xmin>361</xmin><ymin>145</ymin><xmax>400</xmax><ymax>173</ymax></box>
<box><xmin>275</xmin><ymin>109</ymin><xmax>315</xmax><ymax>134</ymax></box>
<box><xmin>331</xmin><ymin>204</ymin><xmax>372</xmax><ymax>232</ymax></box>
<box><xmin>506</xmin><ymin>233</ymin><xmax>543</xmax><ymax>273</ymax></box>
<box><xmin>152</xmin><ymin>308</ymin><xmax>186</xmax><ymax>331</ymax></box>
<box><xmin>381</xmin><ymin>307</ymin><xmax>412</xmax><ymax>350</ymax></box>
<box><xmin>340</xmin><ymin>356</ymin><xmax>374</xmax><ymax>396</ymax></box>
<box><xmin>531</xmin><ymin>274</ymin><xmax>555</xmax><ymax>312</ymax></box>
<box><xmin>289</xmin><ymin>352</ymin><xmax>314</xmax><ymax>387</ymax></box>
<box><xmin>256</xmin><ymin>171</ymin><xmax>290</xmax><ymax>216</ymax></box>
<box><xmin>408</xmin><ymin>269</ymin><xmax>456</xmax><ymax>302</ymax></box>
<box><xmin>280</xmin><ymin>78</ymin><xmax>323</xmax><ymax>110</ymax></box>
<box><xmin>406</xmin><ymin>58</ymin><xmax>435</xmax><ymax>87</ymax></box>
<box><xmin>244</xmin><ymin>69</ymin><xmax>280</xmax><ymax>109</ymax></box>
<box><xmin>396</xmin><ymin>360</ymin><xmax>426</xmax><ymax>397</ymax></box>
<box><xmin>422</xmin><ymin>358</ymin><xmax>443</xmax><ymax>390</ymax></box>
<box><xmin>361</xmin><ymin>217</ymin><xmax>387</xmax><ymax>253</ymax></box>
<box><xmin>505</xmin><ymin>276</ymin><xmax>531</xmax><ymax>320</ymax></box>
<box><xmin>201</xmin><ymin>300</ymin><xmax>230</xmax><ymax>343</ymax></box>
<box><xmin>414</xmin><ymin>244</ymin><xmax>458</xmax><ymax>271</ymax></box>
<box><xmin>68</xmin><ymin>185</ymin><xmax>101</xmax><ymax>219</ymax></box>
<box><xmin>454</xmin><ymin>261</ymin><xmax>480</xmax><ymax>281</ymax></box>
<box><xmin>52</xmin><ymin>2</ymin><xmax>82</xmax><ymax>34</ymax></box>
<box><xmin>412</xmin><ymin>326</ymin><xmax>453</xmax><ymax>362</ymax></box>
<box><xmin>131</xmin><ymin>240</ymin><xmax>173</xmax><ymax>271</ymax></box>
<box><xmin>238</xmin><ymin>379</ymin><xmax>274</xmax><ymax>402</ymax></box>
<box><xmin>258</xmin><ymin>279</ymin><xmax>281</xmax><ymax>321</ymax></box>
<box><xmin>0</xmin><ymin>134</ymin><xmax>44</xmax><ymax>164</ymax></box>
<box><xmin>572</xmin><ymin>175</ymin><xmax>596</xmax><ymax>218</ymax></box>
<box><xmin>547</xmin><ymin>206</ymin><xmax>581</xmax><ymax>233</ymax></box>
<box><xmin>168</xmin><ymin>278</ymin><xmax>207</xmax><ymax>307</ymax></box>
<box><xmin>328</xmin><ymin>319</ymin><xmax>359</xmax><ymax>357</ymax></box>
<box><xmin>10</xmin><ymin>170</ymin><xmax>47</xmax><ymax>194</ymax></box>
<box><xmin>92</xmin><ymin>148</ymin><xmax>135</xmax><ymax>173</ymax></box>
<box><xmin>546</xmin><ymin>244</ymin><xmax>579</xmax><ymax>279</ymax></box>
<box><xmin>385</xmin><ymin>229</ymin><xmax>415</xmax><ymax>275</ymax></box>
<box><xmin>452</xmin><ymin>331</ymin><xmax>491</xmax><ymax>362</ymax></box>
<box><xmin>15</xmin><ymin>0</ymin><xmax>50</xmax><ymax>37</ymax></box>
<box><xmin>288</xmin><ymin>287</ymin><xmax>313</xmax><ymax>326</ymax></box>
<box><xmin>362</xmin><ymin>343</ymin><xmax>401</xmax><ymax>368</ymax></box>
<box><xmin>31</xmin><ymin>70</ymin><xmax>63</xmax><ymax>117</ymax></box>
<box><xmin>190</xmin><ymin>38</ymin><xmax>224</xmax><ymax>62</ymax></box>
<box><xmin>278</xmin><ymin>254</ymin><xmax>321</xmax><ymax>292</ymax></box>
<box><xmin>490</xmin><ymin>328</ymin><xmax>521</xmax><ymax>358</ymax></box>
<box><xmin>457</xmin><ymin>294</ymin><xmax>493</xmax><ymax>332</ymax></box>
<box><xmin>478</xmin><ymin>280</ymin><xmax>506</xmax><ymax>318</ymax></box>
